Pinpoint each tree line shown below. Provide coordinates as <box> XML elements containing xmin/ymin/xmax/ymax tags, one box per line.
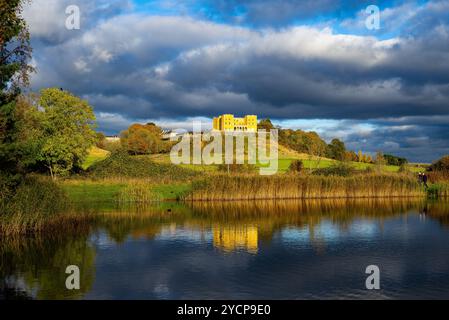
<box><xmin>258</xmin><ymin>118</ymin><xmax>408</xmax><ymax>165</ymax></box>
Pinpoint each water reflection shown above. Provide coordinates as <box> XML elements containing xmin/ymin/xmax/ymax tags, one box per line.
<box><xmin>213</xmin><ymin>225</ymin><xmax>259</xmax><ymax>254</ymax></box>
<box><xmin>1</xmin><ymin>198</ymin><xmax>449</xmax><ymax>299</ymax></box>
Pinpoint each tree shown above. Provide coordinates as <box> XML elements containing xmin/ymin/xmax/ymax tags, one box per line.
<box><xmin>120</xmin><ymin>123</ymin><xmax>165</xmax><ymax>155</ymax></box>
<box><xmin>326</xmin><ymin>138</ymin><xmax>346</xmax><ymax>161</ymax></box>
<box><xmin>0</xmin><ymin>0</ymin><xmax>34</xmax><ymax>190</ymax></box>
<box><xmin>0</xmin><ymin>0</ymin><xmax>33</xmax><ymax>101</ymax></box>
<box><xmin>258</xmin><ymin>118</ymin><xmax>274</xmax><ymax>131</ymax></box>
<box><xmin>345</xmin><ymin>150</ymin><xmax>358</xmax><ymax>162</ymax></box>
<box><xmin>429</xmin><ymin>155</ymin><xmax>449</xmax><ymax>172</ymax></box>
<box><xmin>36</xmin><ymin>88</ymin><xmax>97</xmax><ymax>179</ymax></box>
<box><xmin>358</xmin><ymin>150</ymin><xmax>363</xmax><ymax>162</ymax></box>
<box><xmin>383</xmin><ymin>154</ymin><xmax>408</xmax><ymax>166</ymax></box>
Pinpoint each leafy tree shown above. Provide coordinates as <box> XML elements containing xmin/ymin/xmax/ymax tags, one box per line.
<box><xmin>36</xmin><ymin>88</ymin><xmax>97</xmax><ymax>179</ymax></box>
<box><xmin>326</xmin><ymin>138</ymin><xmax>346</xmax><ymax>161</ymax></box>
<box><xmin>0</xmin><ymin>0</ymin><xmax>33</xmax><ymax>100</ymax></box>
<box><xmin>0</xmin><ymin>0</ymin><xmax>33</xmax><ymax>191</ymax></box>
<box><xmin>120</xmin><ymin>123</ymin><xmax>166</xmax><ymax>155</ymax></box>
<box><xmin>279</xmin><ymin>129</ymin><xmax>327</xmax><ymax>157</ymax></box>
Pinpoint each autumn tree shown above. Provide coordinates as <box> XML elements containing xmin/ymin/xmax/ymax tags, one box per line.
<box><xmin>120</xmin><ymin>123</ymin><xmax>166</xmax><ymax>155</ymax></box>
<box><xmin>345</xmin><ymin>150</ymin><xmax>358</xmax><ymax>162</ymax></box>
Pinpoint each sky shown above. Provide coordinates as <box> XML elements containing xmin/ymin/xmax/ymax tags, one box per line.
<box><xmin>22</xmin><ymin>0</ymin><xmax>449</xmax><ymax>162</ymax></box>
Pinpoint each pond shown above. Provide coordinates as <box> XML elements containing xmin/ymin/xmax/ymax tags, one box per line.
<box><xmin>1</xmin><ymin>199</ymin><xmax>449</xmax><ymax>299</ymax></box>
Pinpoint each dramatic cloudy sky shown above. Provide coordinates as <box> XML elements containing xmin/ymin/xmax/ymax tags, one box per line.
<box><xmin>22</xmin><ymin>0</ymin><xmax>449</xmax><ymax>162</ymax></box>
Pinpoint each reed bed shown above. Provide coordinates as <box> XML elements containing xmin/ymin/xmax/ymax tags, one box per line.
<box><xmin>116</xmin><ymin>183</ymin><xmax>161</xmax><ymax>203</ymax></box>
<box><xmin>185</xmin><ymin>173</ymin><xmax>425</xmax><ymax>201</ymax></box>
<box><xmin>0</xmin><ymin>175</ymin><xmax>95</xmax><ymax>236</ymax></box>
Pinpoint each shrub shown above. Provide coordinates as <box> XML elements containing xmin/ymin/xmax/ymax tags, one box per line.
<box><xmin>427</xmin><ymin>183</ymin><xmax>449</xmax><ymax>199</ymax></box>
<box><xmin>103</xmin><ymin>140</ymin><xmax>122</xmax><ymax>153</ymax></box>
<box><xmin>288</xmin><ymin>160</ymin><xmax>304</xmax><ymax>173</ymax></box>
<box><xmin>429</xmin><ymin>155</ymin><xmax>449</xmax><ymax>172</ymax></box>
<box><xmin>217</xmin><ymin>163</ymin><xmax>257</xmax><ymax>174</ymax></box>
<box><xmin>313</xmin><ymin>163</ymin><xmax>354</xmax><ymax>177</ymax></box>
<box><xmin>87</xmin><ymin>150</ymin><xmax>197</xmax><ymax>181</ymax></box>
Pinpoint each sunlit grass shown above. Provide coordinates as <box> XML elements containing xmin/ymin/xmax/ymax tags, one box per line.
<box><xmin>82</xmin><ymin>146</ymin><xmax>110</xmax><ymax>170</ymax></box>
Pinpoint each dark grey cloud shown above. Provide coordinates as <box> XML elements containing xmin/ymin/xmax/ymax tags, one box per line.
<box><xmin>24</xmin><ymin>1</ymin><xmax>449</xmax><ymax>161</ymax></box>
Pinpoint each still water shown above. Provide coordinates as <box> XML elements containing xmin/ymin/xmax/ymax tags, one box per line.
<box><xmin>1</xmin><ymin>199</ymin><xmax>449</xmax><ymax>299</ymax></box>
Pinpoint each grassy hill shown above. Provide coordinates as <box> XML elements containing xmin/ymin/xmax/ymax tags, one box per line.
<box><xmin>83</xmin><ymin>144</ymin><xmax>424</xmax><ymax>174</ymax></box>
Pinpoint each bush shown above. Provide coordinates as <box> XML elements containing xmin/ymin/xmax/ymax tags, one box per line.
<box><xmin>102</xmin><ymin>140</ymin><xmax>122</xmax><ymax>153</ymax></box>
<box><xmin>217</xmin><ymin>163</ymin><xmax>257</xmax><ymax>174</ymax></box>
<box><xmin>427</xmin><ymin>183</ymin><xmax>449</xmax><ymax>199</ymax></box>
<box><xmin>288</xmin><ymin>160</ymin><xmax>304</xmax><ymax>173</ymax></box>
<box><xmin>0</xmin><ymin>172</ymin><xmax>22</xmax><ymax>202</ymax></box>
<box><xmin>313</xmin><ymin>163</ymin><xmax>354</xmax><ymax>177</ymax></box>
<box><xmin>429</xmin><ymin>155</ymin><xmax>449</xmax><ymax>172</ymax></box>
<box><xmin>87</xmin><ymin>150</ymin><xmax>197</xmax><ymax>181</ymax></box>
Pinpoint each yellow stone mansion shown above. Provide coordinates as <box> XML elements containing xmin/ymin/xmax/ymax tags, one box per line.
<box><xmin>212</xmin><ymin>114</ymin><xmax>257</xmax><ymax>132</ymax></box>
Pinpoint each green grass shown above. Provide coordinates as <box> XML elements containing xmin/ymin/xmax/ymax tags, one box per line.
<box><xmin>262</xmin><ymin>158</ymin><xmax>422</xmax><ymax>173</ymax></box>
<box><xmin>82</xmin><ymin>147</ymin><xmax>110</xmax><ymax>170</ymax></box>
<box><xmin>140</xmin><ymin>148</ymin><xmax>423</xmax><ymax>174</ymax></box>
<box><xmin>62</xmin><ymin>182</ymin><xmax>125</xmax><ymax>202</ymax></box>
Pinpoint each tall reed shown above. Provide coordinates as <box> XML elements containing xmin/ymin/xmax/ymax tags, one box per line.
<box><xmin>185</xmin><ymin>173</ymin><xmax>425</xmax><ymax>201</ymax></box>
<box><xmin>116</xmin><ymin>183</ymin><xmax>161</xmax><ymax>203</ymax></box>
<box><xmin>0</xmin><ymin>176</ymin><xmax>93</xmax><ymax>236</ymax></box>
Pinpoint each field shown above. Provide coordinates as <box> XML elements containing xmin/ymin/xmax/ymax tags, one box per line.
<box><xmin>137</xmin><ymin>151</ymin><xmax>423</xmax><ymax>174</ymax></box>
